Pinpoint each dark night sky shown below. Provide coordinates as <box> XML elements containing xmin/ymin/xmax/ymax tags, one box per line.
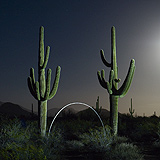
<box><xmin>1</xmin><ymin>0</ymin><xmax>160</xmax><ymax>116</ymax></box>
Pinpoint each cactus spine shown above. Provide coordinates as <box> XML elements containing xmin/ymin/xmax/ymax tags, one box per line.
<box><xmin>28</xmin><ymin>26</ymin><xmax>61</xmax><ymax>137</ymax></box>
<box><xmin>129</xmin><ymin>98</ymin><xmax>135</xmax><ymax>117</ymax></box>
<box><xmin>96</xmin><ymin>96</ymin><xmax>102</xmax><ymax>114</ymax></box>
<box><xmin>97</xmin><ymin>26</ymin><xmax>135</xmax><ymax>136</ymax></box>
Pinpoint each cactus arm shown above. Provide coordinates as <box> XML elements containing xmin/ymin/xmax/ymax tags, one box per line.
<box><xmin>42</xmin><ymin>46</ymin><xmax>50</xmax><ymax>69</ymax></box>
<box><xmin>97</xmin><ymin>70</ymin><xmax>108</xmax><ymax>89</ymax></box>
<box><xmin>100</xmin><ymin>50</ymin><xmax>111</xmax><ymax>67</ymax></box>
<box><xmin>27</xmin><ymin>77</ymin><xmax>40</xmax><ymax>101</ymax></box>
<box><xmin>30</xmin><ymin>68</ymin><xmax>35</xmax><ymax>84</ymax></box>
<box><xmin>44</xmin><ymin>69</ymin><xmax>51</xmax><ymax>100</ymax></box>
<box><xmin>27</xmin><ymin>68</ymin><xmax>38</xmax><ymax>99</ymax></box>
<box><xmin>116</xmin><ymin>59</ymin><xmax>135</xmax><ymax>97</ymax></box>
<box><xmin>97</xmin><ymin>70</ymin><xmax>107</xmax><ymax>89</ymax></box>
<box><xmin>101</xmin><ymin>70</ymin><xmax>107</xmax><ymax>85</ymax></box>
<box><xmin>27</xmin><ymin>77</ymin><xmax>37</xmax><ymax>99</ymax></box>
<box><xmin>105</xmin><ymin>70</ymin><xmax>114</xmax><ymax>94</ymax></box>
<box><xmin>49</xmin><ymin>66</ymin><xmax>61</xmax><ymax>99</ymax></box>
<box><xmin>109</xmin><ymin>70</ymin><xmax>114</xmax><ymax>85</ymax></box>
<box><xmin>39</xmin><ymin>26</ymin><xmax>44</xmax><ymax>67</ymax></box>
<box><xmin>97</xmin><ymin>70</ymin><xmax>113</xmax><ymax>94</ymax></box>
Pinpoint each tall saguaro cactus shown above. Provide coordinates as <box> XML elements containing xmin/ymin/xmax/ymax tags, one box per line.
<box><xmin>97</xmin><ymin>26</ymin><xmax>135</xmax><ymax>136</ymax></box>
<box><xmin>96</xmin><ymin>96</ymin><xmax>102</xmax><ymax>114</ymax></box>
<box><xmin>129</xmin><ymin>98</ymin><xmax>135</xmax><ymax>117</ymax></box>
<box><xmin>28</xmin><ymin>26</ymin><xmax>61</xmax><ymax>137</ymax></box>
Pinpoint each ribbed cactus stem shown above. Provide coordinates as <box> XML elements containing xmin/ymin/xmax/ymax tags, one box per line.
<box><xmin>97</xmin><ymin>26</ymin><xmax>135</xmax><ymax>136</ymax></box>
<box><xmin>28</xmin><ymin>26</ymin><xmax>61</xmax><ymax>137</ymax></box>
<box><xmin>110</xmin><ymin>95</ymin><xmax>118</xmax><ymax>134</ymax></box>
<box><xmin>40</xmin><ymin>100</ymin><xmax>47</xmax><ymax>136</ymax></box>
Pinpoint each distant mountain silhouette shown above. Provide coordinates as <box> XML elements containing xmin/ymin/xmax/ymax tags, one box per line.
<box><xmin>48</xmin><ymin>107</ymin><xmax>78</xmax><ymax>117</ymax></box>
<box><xmin>77</xmin><ymin>108</ymin><xmax>124</xmax><ymax>120</ymax></box>
<box><xmin>77</xmin><ymin>108</ymin><xmax>110</xmax><ymax>119</ymax></box>
<box><xmin>0</xmin><ymin>101</ymin><xmax>79</xmax><ymax>118</ymax></box>
<box><xmin>0</xmin><ymin>102</ymin><xmax>35</xmax><ymax>118</ymax></box>
<box><xmin>0</xmin><ymin>101</ymin><xmax>122</xmax><ymax>120</ymax></box>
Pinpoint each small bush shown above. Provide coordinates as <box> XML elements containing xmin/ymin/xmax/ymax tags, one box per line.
<box><xmin>108</xmin><ymin>143</ymin><xmax>143</xmax><ymax>160</ymax></box>
<box><xmin>79</xmin><ymin>125</ymin><xmax>112</xmax><ymax>153</ymax></box>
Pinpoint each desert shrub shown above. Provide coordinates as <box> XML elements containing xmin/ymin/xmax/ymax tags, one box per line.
<box><xmin>118</xmin><ymin>115</ymin><xmax>159</xmax><ymax>142</ymax></box>
<box><xmin>79</xmin><ymin>125</ymin><xmax>112</xmax><ymax>153</ymax></box>
<box><xmin>0</xmin><ymin>116</ymin><xmax>64</xmax><ymax>160</ymax></box>
<box><xmin>0</xmin><ymin>144</ymin><xmax>48</xmax><ymax>160</ymax></box>
<box><xmin>129</xmin><ymin>121</ymin><xmax>158</xmax><ymax>142</ymax></box>
<box><xmin>0</xmin><ymin>117</ymin><xmax>31</xmax><ymax>149</ymax></box>
<box><xmin>153</xmin><ymin>122</ymin><xmax>160</xmax><ymax>148</ymax></box>
<box><xmin>108</xmin><ymin>143</ymin><xmax>143</xmax><ymax>160</ymax></box>
<box><xmin>156</xmin><ymin>121</ymin><xmax>160</xmax><ymax>137</ymax></box>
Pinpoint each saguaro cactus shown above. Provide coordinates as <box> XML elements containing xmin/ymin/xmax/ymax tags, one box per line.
<box><xmin>129</xmin><ymin>98</ymin><xmax>135</xmax><ymax>117</ymax></box>
<box><xmin>28</xmin><ymin>26</ymin><xmax>61</xmax><ymax>137</ymax></box>
<box><xmin>96</xmin><ymin>96</ymin><xmax>102</xmax><ymax>114</ymax></box>
<box><xmin>97</xmin><ymin>26</ymin><xmax>135</xmax><ymax>135</ymax></box>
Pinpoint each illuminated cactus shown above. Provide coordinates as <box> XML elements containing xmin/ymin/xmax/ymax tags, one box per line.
<box><xmin>97</xmin><ymin>26</ymin><xmax>135</xmax><ymax>136</ymax></box>
<box><xmin>96</xmin><ymin>96</ymin><xmax>102</xmax><ymax>114</ymax></box>
<box><xmin>129</xmin><ymin>98</ymin><xmax>135</xmax><ymax>117</ymax></box>
<box><xmin>28</xmin><ymin>26</ymin><xmax>61</xmax><ymax>137</ymax></box>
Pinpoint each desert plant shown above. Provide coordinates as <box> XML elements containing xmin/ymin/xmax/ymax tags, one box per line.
<box><xmin>97</xmin><ymin>26</ymin><xmax>135</xmax><ymax>135</ymax></box>
<box><xmin>95</xmin><ymin>96</ymin><xmax>102</xmax><ymax>114</ymax></box>
<box><xmin>79</xmin><ymin>125</ymin><xmax>112</xmax><ymax>153</ymax></box>
<box><xmin>108</xmin><ymin>143</ymin><xmax>143</xmax><ymax>160</ymax></box>
<box><xmin>27</xmin><ymin>26</ymin><xmax>61</xmax><ymax>137</ymax></box>
<box><xmin>0</xmin><ymin>116</ymin><xmax>64</xmax><ymax>160</ymax></box>
<box><xmin>153</xmin><ymin>111</ymin><xmax>157</xmax><ymax>116</ymax></box>
<box><xmin>129</xmin><ymin>98</ymin><xmax>135</xmax><ymax>117</ymax></box>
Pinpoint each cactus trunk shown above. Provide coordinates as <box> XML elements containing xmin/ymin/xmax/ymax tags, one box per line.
<box><xmin>39</xmin><ymin>100</ymin><xmax>47</xmax><ymax>137</ymax></box>
<box><xmin>110</xmin><ymin>95</ymin><xmax>118</xmax><ymax>135</ymax></box>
